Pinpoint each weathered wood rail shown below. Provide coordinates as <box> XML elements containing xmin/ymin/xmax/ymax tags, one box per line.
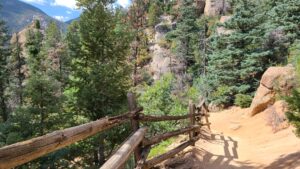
<box><xmin>0</xmin><ymin>93</ymin><xmax>210</xmax><ymax>169</ymax></box>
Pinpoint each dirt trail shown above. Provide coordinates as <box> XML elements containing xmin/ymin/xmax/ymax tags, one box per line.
<box><xmin>163</xmin><ymin>107</ymin><xmax>300</xmax><ymax>169</ymax></box>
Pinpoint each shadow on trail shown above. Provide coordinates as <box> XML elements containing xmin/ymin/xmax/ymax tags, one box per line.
<box><xmin>163</xmin><ymin>132</ymin><xmax>261</xmax><ymax>169</ymax></box>
<box><xmin>264</xmin><ymin>151</ymin><xmax>300</xmax><ymax>169</ymax></box>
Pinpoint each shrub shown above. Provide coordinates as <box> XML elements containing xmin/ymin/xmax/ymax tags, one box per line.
<box><xmin>211</xmin><ymin>85</ymin><xmax>234</xmax><ymax>106</ymax></box>
<box><xmin>234</xmin><ymin>94</ymin><xmax>253</xmax><ymax>108</ymax></box>
<box><xmin>285</xmin><ymin>90</ymin><xmax>300</xmax><ymax>137</ymax></box>
<box><xmin>158</xmin><ymin>39</ymin><xmax>171</xmax><ymax>49</ymax></box>
<box><xmin>138</xmin><ymin>74</ymin><xmax>186</xmax><ymax>136</ymax></box>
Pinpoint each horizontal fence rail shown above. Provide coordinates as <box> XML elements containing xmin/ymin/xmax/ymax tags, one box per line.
<box><xmin>143</xmin><ymin>125</ymin><xmax>200</xmax><ymax>147</ymax></box>
<box><xmin>0</xmin><ymin>108</ymin><xmax>143</xmax><ymax>169</ymax></box>
<box><xmin>144</xmin><ymin>136</ymin><xmax>200</xmax><ymax>169</ymax></box>
<box><xmin>100</xmin><ymin>127</ymin><xmax>148</xmax><ymax>169</ymax></box>
<box><xmin>138</xmin><ymin>112</ymin><xmax>206</xmax><ymax>122</ymax></box>
<box><xmin>0</xmin><ymin>92</ymin><xmax>211</xmax><ymax>169</ymax></box>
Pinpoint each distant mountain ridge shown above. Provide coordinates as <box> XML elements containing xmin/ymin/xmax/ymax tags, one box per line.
<box><xmin>65</xmin><ymin>17</ymin><xmax>79</xmax><ymax>24</ymax></box>
<box><xmin>0</xmin><ymin>0</ymin><xmax>68</xmax><ymax>33</ymax></box>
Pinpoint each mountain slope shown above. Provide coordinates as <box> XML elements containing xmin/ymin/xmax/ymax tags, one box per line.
<box><xmin>65</xmin><ymin>17</ymin><xmax>79</xmax><ymax>24</ymax></box>
<box><xmin>0</xmin><ymin>0</ymin><xmax>67</xmax><ymax>33</ymax></box>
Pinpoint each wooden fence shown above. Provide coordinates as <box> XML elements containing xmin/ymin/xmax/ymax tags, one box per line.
<box><xmin>0</xmin><ymin>93</ymin><xmax>210</xmax><ymax>169</ymax></box>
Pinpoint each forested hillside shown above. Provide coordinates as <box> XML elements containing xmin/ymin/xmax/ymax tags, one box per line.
<box><xmin>0</xmin><ymin>0</ymin><xmax>68</xmax><ymax>33</ymax></box>
<box><xmin>0</xmin><ymin>0</ymin><xmax>300</xmax><ymax>168</ymax></box>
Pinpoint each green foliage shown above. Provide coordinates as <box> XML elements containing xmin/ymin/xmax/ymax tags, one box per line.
<box><xmin>158</xmin><ymin>39</ymin><xmax>171</xmax><ymax>49</ymax></box>
<box><xmin>148</xmin><ymin>138</ymin><xmax>175</xmax><ymax>158</ymax></box>
<box><xmin>205</xmin><ymin>0</ymin><xmax>272</xmax><ymax>106</ymax></box>
<box><xmin>211</xmin><ymin>85</ymin><xmax>234</xmax><ymax>106</ymax></box>
<box><xmin>166</xmin><ymin>0</ymin><xmax>200</xmax><ymax>66</ymax></box>
<box><xmin>285</xmin><ymin>90</ymin><xmax>300</xmax><ymax>137</ymax></box>
<box><xmin>141</xmin><ymin>69</ymin><xmax>153</xmax><ymax>85</ymax></box>
<box><xmin>0</xmin><ymin>19</ymin><xmax>10</xmax><ymax>122</ymax></box>
<box><xmin>25</xmin><ymin>27</ymin><xmax>43</xmax><ymax>74</ymax></box>
<box><xmin>8</xmin><ymin>33</ymin><xmax>25</xmax><ymax>106</ymax></box>
<box><xmin>138</xmin><ymin>74</ymin><xmax>187</xmax><ymax>135</ymax></box>
<box><xmin>72</xmin><ymin>2</ymin><xmax>131</xmax><ymax>120</ymax></box>
<box><xmin>234</xmin><ymin>94</ymin><xmax>252</xmax><ymax>108</ymax></box>
<box><xmin>44</xmin><ymin>21</ymin><xmax>61</xmax><ymax>49</ymax></box>
<box><xmin>67</xmin><ymin>0</ymin><xmax>132</xmax><ymax>165</ymax></box>
<box><xmin>148</xmin><ymin>2</ymin><xmax>162</xmax><ymax>27</ymax></box>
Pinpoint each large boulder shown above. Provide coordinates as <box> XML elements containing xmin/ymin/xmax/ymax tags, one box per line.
<box><xmin>263</xmin><ymin>100</ymin><xmax>290</xmax><ymax>132</ymax></box>
<box><xmin>249</xmin><ymin>66</ymin><xmax>296</xmax><ymax>116</ymax></box>
<box><xmin>204</xmin><ymin>0</ymin><xmax>231</xmax><ymax>17</ymax></box>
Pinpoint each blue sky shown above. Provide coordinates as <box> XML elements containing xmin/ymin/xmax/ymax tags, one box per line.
<box><xmin>20</xmin><ymin>0</ymin><xmax>131</xmax><ymax>22</ymax></box>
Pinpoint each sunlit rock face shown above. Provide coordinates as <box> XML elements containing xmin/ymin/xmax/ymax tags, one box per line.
<box><xmin>204</xmin><ymin>0</ymin><xmax>231</xmax><ymax>17</ymax></box>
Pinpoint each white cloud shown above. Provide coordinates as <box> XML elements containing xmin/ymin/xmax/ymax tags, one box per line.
<box><xmin>66</xmin><ymin>10</ymin><xmax>72</xmax><ymax>14</ymax></box>
<box><xmin>21</xmin><ymin>0</ymin><xmax>46</xmax><ymax>5</ymax></box>
<box><xmin>53</xmin><ymin>15</ymin><xmax>69</xmax><ymax>21</ymax></box>
<box><xmin>51</xmin><ymin>0</ymin><xmax>77</xmax><ymax>10</ymax></box>
<box><xmin>117</xmin><ymin>0</ymin><xmax>131</xmax><ymax>8</ymax></box>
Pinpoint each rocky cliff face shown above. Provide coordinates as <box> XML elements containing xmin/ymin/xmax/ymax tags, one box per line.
<box><xmin>204</xmin><ymin>0</ymin><xmax>231</xmax><ymax>17</ymax></box>
<box><xmin>149</xmin><ymin>15</ymin><xmax>186</xmax><ymax>82</ymax></box>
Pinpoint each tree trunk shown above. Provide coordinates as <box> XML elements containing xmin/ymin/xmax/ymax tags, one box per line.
<box><xmin>40</xmin><ymin>88</ymin><xmax>44</xmax><ymax>136</ymax></box>
<box><xmin>0</xmin><ymin>84</ymin><xmax>8</xmax><ymax>122</ymax></box>
<box><xmin>98</xmin><ymin>134</ymin><xmax>105</xmax><ymax>166</ymax></box>
<box><xmin>132</xmin><ymin>37</ymin><xmax>139</xmax><ymax>87</ymax></box>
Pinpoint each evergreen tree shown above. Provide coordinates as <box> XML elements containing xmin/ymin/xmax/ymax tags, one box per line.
<box><xmin>264</xmin><ymin>0</ymin><xmax>300</xmax><ymax>63</ymax></box>
<box><xmin>0</xmin><ymin>19</ymin><xmax>9</xmax><ymax>122</ymax></box>
<box><xmin>166</xmin><ymin>0</ymin><xmax>200</xmax><ymax>67</ymax></box>
<box><xmin>70</xmin><ymin>1</ymin><xmax>131</xmax><ymax>165</ymax></box>
<box><xmin>206</xmin><ymin>0</ymin><xmax>271</xmax><ymax>105</ymax></box>
<box><xmin>128</xmin><ymin>0</ymin><xmax>148</xmax><ymax>86</ymax></box>
<box><xmin>44</xmin><ymin>21</ymin><xmax>70</xmax><ymax>89</ymax></box>
<box><xmin>8</xmin><ymin>33</ymin><xmax>25</xmax><ymax>107</ymax></box>
<box><xmin>25</xmin><ymin>21</ymin><xmax>43</xmax><ymax>74</ymax></box>
<box><xmin>148</xmin><ymin>1</ymin><xmax>162</xmax><ymax>27</ymax></box>
<box><xmin>22</xmin><ymin>20</ymin><xmax>63</xmax><ymax>136</ymax></box>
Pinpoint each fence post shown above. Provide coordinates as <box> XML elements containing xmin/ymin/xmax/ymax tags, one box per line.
<box><xmin>127</xmin><ymin>92</ymin><xmax>142</xmax><ymax>164</ymax></box>
<box><xmin>189</xmin><ymin>100</ymin><xmax>196</xmax><ymax>146</ymax></box>
<box><xmin>202</xmin><ymin>102</ymin><xmax>211</xmax><ymax>130</ymax></box>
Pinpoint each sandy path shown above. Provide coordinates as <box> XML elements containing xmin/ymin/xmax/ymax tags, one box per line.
<box><xmin>163</xmin><ymin>107</ymin><xmax>300</xmax><ymax>169</ymax></box>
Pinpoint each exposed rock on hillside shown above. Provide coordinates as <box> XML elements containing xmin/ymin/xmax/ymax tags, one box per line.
<box><xmin>204</xmin><ymin>0</ymin><xmax>231</xmax><ymax>17</ymax></box>
<box><xmin>196</xmin><ymin>0</ymin><xmax>206</xmax><ymax>15</ymax></box>
<box><xmin>263</xmin><ymin>100</ymin><xmax>290</xmax><ymax>132</ymax></box>
<box><xmin>249</xmin><ymin>66</ymin><xmax>296</xmax><ymax>116</ymax></box>
<box><xmin>150</xmin><ymin>15</ymin><xmax>185</xmax><ymax>82</ymax></box>
<box><xmin>216</xmin><ymin>16</ymin><xmax>233</xmax><ymax>35</ymax></box>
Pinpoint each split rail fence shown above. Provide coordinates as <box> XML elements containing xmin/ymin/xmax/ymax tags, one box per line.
<box><xmin>0</xmin><ymin>93</ymin><xmax>210</xmax><ymax>169</ymax></box>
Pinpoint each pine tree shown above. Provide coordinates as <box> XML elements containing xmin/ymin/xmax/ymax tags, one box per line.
<box><xmin>44</xmin><ymin>21</ymin><xmax>69</xmax><ymax>89</ymax></box>
<box><xmin>22</xmin><ymin>20</ymin><xmax>63</xmax><ymax>136</ymax></box>
<box><xmin>206</xmin><ymin>0</ymin><xmax>271</xmax><ymax>105</ymax></box>
<box><xmin>264</xmin><ymin>0</ymin><xmax>300</xmax><ymax>63</ymax></box>
<box><xmin>25</xmin><ymin>21</ymin><xmax>43</xmax><ymax>74</ymax></box>
<box><xmin>166</xmin><ymin>0</ymin><xmax>200</xmax><ymax>67</ymax></box>
<box><xmin>8</xmin><ymin>33</ymin><xmax>25</xmax><ymax>107</ymax></box>
<box><xmin>148</xmin><ymin>1</ymin><xmax>162</xmax><ymax>27</ymax></box>
<box><xmin>128</xmin><ymin>0</ymin><xmax>148</xmax><ymax>86</ymax></box>
<box><xmin>70</xmin><ymin>1</ymin><xmax>131</xmax><ymax>165</ymax></box>
<box><xmin>0</xmin><ymin>19</ymin><xmax>9</xmax><ymax>122</ymax></box>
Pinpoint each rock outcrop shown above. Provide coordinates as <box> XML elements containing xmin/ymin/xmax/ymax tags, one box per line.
<box><xmin>263</xmin><ymin>100</ymin><xmax>290</xmax><ymax>132</ymax></box>
<box><xmin>196</xmin><ymin>0</ymin><xmax>206</xmax><ymax>15</ymax></box>
<box><xmin>150</xmin><ymin>15</ymin><xmax>185</xmax><ymax>81</ymax></box>
<box><xmin>216</xmin><ymin>16</ymin><xmax>233</xmax><ymax>35</ymax></box>
<box><xmin>204</xmin><ymin>0</ymin><xmax>231</xmax><ymax>17</ymax></box>
<box><xmin>249</xmin><ymin>66</ymin><xmax>296</xmax><ymax>116</ymax></box>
